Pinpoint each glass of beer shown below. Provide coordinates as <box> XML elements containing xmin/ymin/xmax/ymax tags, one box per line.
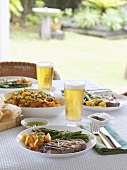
<box><xmin>64</xmin><ymin>80</ymin><xmax>85</xmax><ymax>126</ymax></box>
<box><xmin>36</xmin><ymin>61</ymin><xmax>54</xmax><ymax>90</ymax></box>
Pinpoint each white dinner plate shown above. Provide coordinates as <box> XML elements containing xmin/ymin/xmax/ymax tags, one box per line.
<box><xmin>83</xmin><ymin>91</ymin><xmax>127</xmax><ymax>112</ymax></box>
<box><xmin>0</xmin><ymin>76</ymin><xmax>37</xmax><ymax>92</ymax></box>
<box><xmin>16</xmin><ymin>125</ymin><xmax>96</xmax><ymax>158</ymax></box>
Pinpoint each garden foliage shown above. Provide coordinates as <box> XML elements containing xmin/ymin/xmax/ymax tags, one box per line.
<box><xmin>10</xmin><ymin>0</ymin><xmax>127</xmax><ymax>31</ymax></box>
<box><xmin>74</xmin><ymin>0</ymin><xmax>127</xmax><ymax>31</ymax></box>
<box><xmin>10</xmin><ymin>0</ymin><xmax>23</xmax><ymax>18</ymax></box>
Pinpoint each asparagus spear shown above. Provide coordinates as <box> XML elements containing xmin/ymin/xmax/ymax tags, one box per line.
<box><xmin>0</xmin><ymin>83</ymin><xmax>29</xmax><ymax>88</ymax></box>
<box><xmin>33</xmin><ymin>128</ymin><xmax>90</xmax><ymax>143</ymax></box>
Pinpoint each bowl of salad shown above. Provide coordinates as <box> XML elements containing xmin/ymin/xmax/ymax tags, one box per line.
<box><xmin>2</xmin><ymin>89</ymin><xmax>65</xmax><ymax>117</ymax></box>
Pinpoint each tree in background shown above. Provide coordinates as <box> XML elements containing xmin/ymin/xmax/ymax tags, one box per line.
<box><xmin>19</xmin><ymin>0</ymin><xmax>82</xmax><ymax>18</ymax></box>
<box><xmin>20</xmin><ymin>0</ymin><xmax>45</xmax><ymax>17</ymax></box>
<box><xmin>23</xmin><ymin>0</ymin><xmax>45</xmax><ymax>29</ymax></box>
<box><xmin>43</xmin><ymin>0</ymin><xmax>82</xmax><ymax>10</ymax></box>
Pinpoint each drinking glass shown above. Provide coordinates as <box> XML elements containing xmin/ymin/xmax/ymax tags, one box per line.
<box><xmin>36</xmin><ymin>61</ymin><xmax>54</xmax><ymax>90</ymax></box>
<box><xmin>64</xmin><ymin>80</ymin><xmax>85</xmax><ymax>126</ymax></box>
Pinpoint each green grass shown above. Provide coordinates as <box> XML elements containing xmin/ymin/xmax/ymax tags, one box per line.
<box><xmin>10</xmin><ymin>27</ymin><xmax>127</xmax><ymax>93</ymax></box>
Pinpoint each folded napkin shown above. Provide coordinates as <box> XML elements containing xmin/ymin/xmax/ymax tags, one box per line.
<box><xmin>80</xmin><ymin>125</ymin><xmax>127</xmax><ymax>155</ymax></box>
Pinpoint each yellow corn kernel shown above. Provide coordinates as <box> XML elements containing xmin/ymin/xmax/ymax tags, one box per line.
<box><xmin>86</xmin><ymin>100</ymin><xmax>93</xmax><ymax>106</ymax></box>
<box><xmin>37</xmin><ymin>98</ymin><xmax>43</xmax><ymax>103</ymax></box>
<box><xmin>25</xmin><ymin>96</ymin><xmax>31</xmax><ymax>100</ymax></box>
<box><xmin>13</xmin><ymin>95</ymin><xmax>17</xmax><ymax>99</ymax></box>
<box><xmin>20</xmin><ymin>99</ymin><xmax>26</xmax><ymax>104</ymax></box>
<box><xmin>22</xmin><ymin>92</ymin><xmax>27</xmax><ymax>96</ymax></box>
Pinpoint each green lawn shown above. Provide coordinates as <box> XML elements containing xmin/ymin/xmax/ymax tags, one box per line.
<box><xmin>10</xmin><ymin>27</ymin><xmax>127</xmax><ymax>93</ymax></box>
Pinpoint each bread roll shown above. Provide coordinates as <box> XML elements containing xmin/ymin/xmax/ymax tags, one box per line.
<box><xmin>0</xmin><ymin>96</ymin><xmax>4</xmax><ymax>108</ymax></box>
<box><xmin>0</xmin><ymin>109</ymin><xmax>13</xmax><ymax>122</ymax></box>
<box><xmin>0</xmin><ymin>110</ymin><xmax>3</xmax><ymax>120</ymax></box>
<box><xmin>0</xmin><ymin>104</ymin><xmax>22</xmax><ymax>122</ymax></box>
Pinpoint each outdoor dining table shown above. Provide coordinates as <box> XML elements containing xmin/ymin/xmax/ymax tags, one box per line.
<box><xmin>1</xmin><ymin>80</ymin><xmax>127</xmax><ymax>170</ymax></box>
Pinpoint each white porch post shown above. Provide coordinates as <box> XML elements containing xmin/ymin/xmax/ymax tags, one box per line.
<box><xmin>0</xmin><ymin>0</ymin><xmax>10</xmax><ymax>61</ymax></box>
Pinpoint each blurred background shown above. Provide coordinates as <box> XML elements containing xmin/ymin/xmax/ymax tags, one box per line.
<box><xmin>6</xmin><ymin>0</ymin><xmax>127</xmax><ymax>92</ymax></box>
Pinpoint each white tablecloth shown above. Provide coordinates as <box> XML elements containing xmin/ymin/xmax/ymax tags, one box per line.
<box><xmin>1</xmin><ymin>80</ymin><xmax>127</xmax><ymax>170</ymax></box>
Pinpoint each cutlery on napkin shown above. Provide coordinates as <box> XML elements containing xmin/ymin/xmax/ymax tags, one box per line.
<box><xmin>80</xmin><ymin>125</ymin><xmax>127</xmax><ymax>155</ymax></box>
<box><xmin>100</xmin><ymin>127</ymin><xmax>122</xmax><ymax>148</ymax></box>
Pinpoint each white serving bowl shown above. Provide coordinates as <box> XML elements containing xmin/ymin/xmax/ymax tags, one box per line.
<box><xmin>2</xmin><ymin>89</ymin><xmax>65</xmax><ymax>118</ymax></box>
<box><xmin>21</xmin><ymin>118</ymin><xmax>49</xmax><ymax>128</ymax></box>
<box><xmin>87</xmin><ymin>112</ymin><xmax>114</xmax><ymax>126</ymax></box>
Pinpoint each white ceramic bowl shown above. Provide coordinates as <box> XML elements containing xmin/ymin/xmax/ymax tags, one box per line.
<box><xmin>87</xmin><ymin>112</ymin><xmax>114</xmax><ymax>126</ymax></box>
<box><xmin>2</xmin><ymin>89</ymin><xmax>65</xmax><ymax>118</ymax></box>
<box><xmin>21</xmin><ymin>118</ymin><xmax>49</xmax><ymax>128</ymax></box>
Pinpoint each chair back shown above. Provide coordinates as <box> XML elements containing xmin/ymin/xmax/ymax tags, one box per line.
<box><xmin>0</xmin><ymin>62</ymin><xmax>37</xmax><ymax>79</ymax></box>
<box><xmin>0</xmin><ymin>62</ymin><xmax>60</xmax><ymax>80</ymax></box>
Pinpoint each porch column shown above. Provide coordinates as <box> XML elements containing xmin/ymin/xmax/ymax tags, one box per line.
<box><xmin>0</xmin><ymin>0</ymin><xmax>10</xmax><ymax>61</ymax></box>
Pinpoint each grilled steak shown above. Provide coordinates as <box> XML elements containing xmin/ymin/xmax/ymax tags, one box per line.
<box><xmin>39</xmin><ymin>139</ymin><xmax>87</xmax><ymax>154</ymax></box>
<box><xmin>102</xmin><ymin>95</ymin><xmax>120</xmax><ymax>107</ymax></box>
<box><xmin>106</xmin><ymin>101</ymin><xmax>120</xmax><ymax>107</ymax></box>
<box><xmin>98</xmin><ymin>94</ymin><xmax>120</xmax><ymax>107</ymax></box>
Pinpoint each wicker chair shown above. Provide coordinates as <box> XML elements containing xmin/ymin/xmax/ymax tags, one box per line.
<box><xmin>0</xmin><ymin>62</ymin><xmax>60</xmax><ymax>80</ymax></box>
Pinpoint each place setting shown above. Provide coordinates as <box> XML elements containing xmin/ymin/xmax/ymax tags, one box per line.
<box><xmin>0</xmin><ymin>76</ymin><xmax>38</xmax><ymax>92</ymax></box>
<box><xmin>63</xmin><ymin>80</ymin><xmax>127</xmax><ymax>156</ymax></box>
<box><xmin>16</xmin><ymin>79</ymin><xmax>96</xmax><ymax>158</ymax></box>
<box><xmin>83</xmin><ymin>90</ymin><xmax>127</xmax><ymax>112</ymax></box>
<box><xmin>1</xmin><ymin>61</ymin><xmax>127</xmax><ymax>159</ymax></box>
<box><xmin>60</xmin><ymin>80</ymin><xmax>127</xmax><ymax>156</ymax></box>
<box><xmin>81</xmin><ymin>123</ymin><xmax>127</xmax><ymax>155</ymax></box>
<box><xmin>80</xmin><ymin>88</ymin><xmax>127</xmax><ymax>155</ymax></box>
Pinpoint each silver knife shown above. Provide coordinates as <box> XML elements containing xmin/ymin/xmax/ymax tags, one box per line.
<box><xmin>100</xmin><ymin>127</ymin><xmax>122</xmax><ymax>148</ymax></box>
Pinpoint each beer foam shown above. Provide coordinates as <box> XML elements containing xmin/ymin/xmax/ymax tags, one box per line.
<box><xmin>36</xmin><ymin>61</ymin><xmax>54</xmax><ymax>68</ymax></box>
<box><xmin>64</xmin><ymin>81</ymin><xmax>85</xmax><ymax>90</ymax></box>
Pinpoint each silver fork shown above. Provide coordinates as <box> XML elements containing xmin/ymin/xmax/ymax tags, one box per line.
<box><xmin>91</xmin><ymin>124</ymin><xmax>112</xmax><ymax>149</ymax></box>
